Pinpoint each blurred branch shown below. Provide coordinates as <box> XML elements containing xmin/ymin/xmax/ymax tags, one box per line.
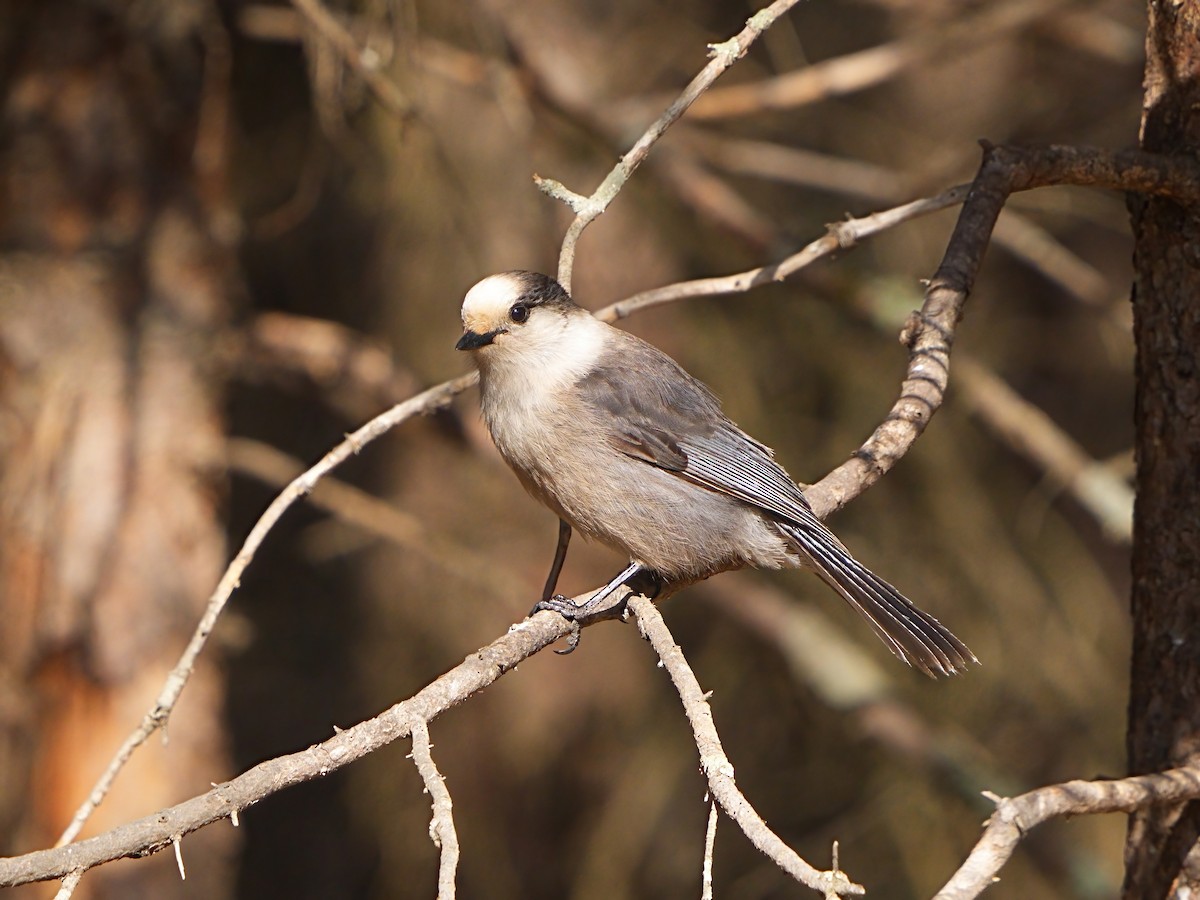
<box><xmin>687</xmin><ymin>131</ymin><xmax>1121</xmax><ymax>307</ymax></box>
<box><xmin>1038</xmin><ymin>7</ymin><xmax>1142</xmax><ymax>65</ymax></box>
<box><xmin>954</xmin><ymin>357</ymin><xmax>1133</xmax><ymax>543</ymax></box>
<box><xmin>225</xmin><ymin>437</ymin><xmax>506</xmax><ymax>587</ymax></box>
<box><xmin>235</xmin><ymin>311</ymin><xmax>421</xmax><ymax>417</ymax></box>
<box><xmin>410</xmin><ymin>720</ymin><xmax>459</xmax><ymax>900</ymax></box>
<box><xmin>991</xmin><ymin>211</ymin><xmax>1119</xmax><ymax>307</ymax></box>
<box><xmin>627</xmin><ymin>596</ymin><xmax>863</xmax><ymax>897</ymax></box>
<box><xmin>288</xmin><ymin>0</ymin><xmax>411</xmax><ymax>119</ymax></box>
<box><xmin>535</xmin><ymin>0</ymin><xmax>804</xmax><ymax>291</ymax></box>
<box><xmin>839</xmin><ymin>277</ymin><xmax>1134</xmax><ymax>543</ymax></box>
<box><xmin>678</xmin><ymin>0</ymin><xmax>1073</xmax><ymax>121</ymax></box>
<box><xmin>684</xmin><ymin>131</ymin><xmax>908</xmax><ymax>202</ymax></box>
<box><xmin>934</xmin><ymin>766</ymin><xmax>1200</xmax><ymax>900</ymax></box>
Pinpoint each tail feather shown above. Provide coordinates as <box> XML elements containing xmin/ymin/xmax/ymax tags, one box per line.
<box><xmin>779</xmin><ymin>523</ymin><xmax>976</xmax><ymax>678</ymax></box>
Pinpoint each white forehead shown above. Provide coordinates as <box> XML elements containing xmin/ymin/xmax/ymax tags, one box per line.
<box><xmin>461</xmin><ymin>273</ymin><xmax>524</xmax><ymax>321</ymax></box>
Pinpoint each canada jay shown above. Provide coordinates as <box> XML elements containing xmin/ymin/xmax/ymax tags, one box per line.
<box><xmin>456</xmin><ymin>271</ymin><xmax>974</xmax><ymax>677</ymax></box>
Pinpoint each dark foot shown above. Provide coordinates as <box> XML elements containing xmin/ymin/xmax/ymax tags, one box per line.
<box><xmin>529</xmin><ymin>593</ymin><xmax>579</xmax><ymax>619</ymax></box>
<box><xmin>530</xmin><ymin>588</ymin><xmax>632</xmax><ymax>622</ymax></box>
<box><xmin>530</xmin><ymin>591</ymin><xmax>632</xmax><ymax>654</ymax></box>
<box><xmin>529</xmin><ymin>563</ymin><xmax>663</xmax><ymax>654</ymax></box>
<box><xmin>528</xmin><ymin>594</ymin><xmax>603</xmax><ymax>655</ymax></box>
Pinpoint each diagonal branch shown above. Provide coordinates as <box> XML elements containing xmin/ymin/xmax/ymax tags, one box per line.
<box><xmin>806</xmin><ymin>142</ymin><xmax>1200</xmax><ymax>518</ymax></box>
<box><xmin>934</xmin><ymin>766</ymin><xmax>1200</xmax><ymax>900</ymax></box>
<box><xmin>54</xmin><ymin>373</ymin><xmax>477</xmax><ymax>847</ymax></box>
<box><xmin>1</xmin><ymin>607</ymin><xmax>576</xmax><ymax>887</ymax></box>
<box><xmin>536</xmin><ymin>0</ymin><xmax>803</xmax><ymax>292</ymax></box>
<box><xmin>628</xmin><ymin>595</ymin><xmax>863</xmax><ymax>897</ymax></box>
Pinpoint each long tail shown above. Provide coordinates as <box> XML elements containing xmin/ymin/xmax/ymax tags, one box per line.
<box><xmin>778</xmin><ymin>522</ymin><xmax>976</xmax><ymax>678</ymax></box>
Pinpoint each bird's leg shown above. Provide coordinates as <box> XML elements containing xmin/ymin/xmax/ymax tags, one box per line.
<box><xmin>531</xmin><ymin>561</ymin><xmax>653</xmax><ymax>653</ymax></box>
<box><xmin>534</xmin><ymin>561</ymin><xmax>643</xmax><ymax>617</ymax></box>
<box><xmin>540</xmin><ymin>519</ymin><xmax>572</xmax><ymax>604</ymax></box>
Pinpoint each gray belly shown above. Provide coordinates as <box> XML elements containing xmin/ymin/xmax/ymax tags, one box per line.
<box><xmin>501</xmin><ymin>430</ymin><xmax>794</xmax><ymax>581</ymax></box>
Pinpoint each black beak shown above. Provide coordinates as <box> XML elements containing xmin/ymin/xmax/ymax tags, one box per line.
<box><xmin>455</xmin><ymin>329</ymin><xmax>501</xmax><ymax>351</ymax></box>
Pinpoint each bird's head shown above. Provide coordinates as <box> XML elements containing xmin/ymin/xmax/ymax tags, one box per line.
<box><xmin>456</xmin><ymin>271</ymin><xmax>586</xmax><ymax>358</ymax></box>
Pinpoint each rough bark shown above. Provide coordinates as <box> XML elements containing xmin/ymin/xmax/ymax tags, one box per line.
<box><xmin>0</xmin><ymin>2</ymin><xmax>237</xmax><ymax>896</ymax></box>
<box><xmin>1125</xmin><ymin>2</ymin><xmax>1200</xmax><ymax>896</ymax></box>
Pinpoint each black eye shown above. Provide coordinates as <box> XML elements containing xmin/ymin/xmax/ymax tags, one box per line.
<box><xmin>509</xmin><ymin>303</ymin><xmax>530</xmax><ymax>323</ymax></box>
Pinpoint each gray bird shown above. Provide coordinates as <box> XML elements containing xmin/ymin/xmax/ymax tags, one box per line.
<box><xmin>456</xmin><ymin>270</ymin><xmax>974</xmax><ymax>677</ymax></box>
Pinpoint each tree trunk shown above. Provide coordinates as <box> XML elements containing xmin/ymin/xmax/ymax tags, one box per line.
<box><xmin>1124</xmin><ymin>2</ymin><xmax>1200</xmax><ymax>897</ymax></box>
<box><xmin>0</xmin><ymin>2</ymin><xmax>237</xmax><ymax>896</ymax></box>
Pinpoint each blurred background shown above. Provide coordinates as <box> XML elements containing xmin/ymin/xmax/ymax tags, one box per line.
<box><xmin>0</xmin><ymin>0</ymin><xmax>1144</xmax><ymax>897</ymax></box>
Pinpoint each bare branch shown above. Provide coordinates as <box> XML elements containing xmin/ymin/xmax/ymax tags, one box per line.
<box><xmin>595</xmin><ymin>183</ymin><xmax>971</xmax><ymax>324</ymax></box>
<box><xmin>538</xmin><ymin>0</ymin><xmax>804</xmax><ymax>292</ymax></box>
<box><xmin>56</xmin><ymin>373</ymin><xmax>477</xmax><ymax>846</ymax></box>
<box><xmin>701</xmin><ymin>800</ymin><xmax>718</xmax><ymax>900</ymax></box>
<box><xmin>806</xmin><ymin>142</ymin><xmax>1200</xmax><ymax>519</ymax></box>
<box><xmin>935</xmin><ymin>766</ymin><xmax>1200</xmax><ymax>900</ymax></box>
<box><xmin>411</xmin><ymin>721</ymin><xmax>459</xmax><ymax>900</ymax></box>
<box><xmin>627</xmin><ymin>595</ymin><xmax>864</xmax><ymax>897</ymax></box>
<box><xmin>1</xmin><ymin>607</ymin><xmax>578</xmax><ymax>887</ymax></box>
<box><xmin>52</xmin><ymin>870</ymin><xmax>83</xmax><ymax>900</ymax></box>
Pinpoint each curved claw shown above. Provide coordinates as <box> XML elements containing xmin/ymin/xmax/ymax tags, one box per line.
<box><xmin>553</xmin><ymin>620</ymin><xmax>583</xmax><ymax>655</ymax></box>
<box><xmin>529</xmin><ymin>593</ymin><xmax>579</xmax><ymax>618</ymax></box>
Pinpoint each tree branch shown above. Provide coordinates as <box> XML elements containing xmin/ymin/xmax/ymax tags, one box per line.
<box><xmin>536</xmin><ymin>0</ymin><xmax>804</xmax><ymax>292</ymax></box>
<box><xmin>627</xmin><ymin>595</ymin><xmax>863</xmax><ymax>897</ymax></box>
<box><xmin>806</xmin><ymin>142</ymin><xmax>1200</xmax><ymax>518</ymax></box>
<box><xmin>935</xmin><ymin>766</ymin><xmax>1200</xmax><ymax>900</ymax></box>
<box><xmin>1</xmin><ymin>606</ymin><xmax>576</xmax><ymax>887</ymax></box>
<box><xmin>682</xmin><ymin>0</ymin><xmax>1076</xmax><ymax>121</ymax></box>
<box><xmin>410</xmin><ymin>720</ymin><xmax>459</xmax><ymax>900</ymax></box>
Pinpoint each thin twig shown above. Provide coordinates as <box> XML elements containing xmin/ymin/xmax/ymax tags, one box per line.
<box><xmin>701</xmin><ymin>800</ymin><xmax>718</xmax><ymax>900</ymax></box>
<box><xmin>538</xmin><ymin>0</ymin><xmax>803</xmax><ymax>291</ymax></box>
<box><xmin>52</xmin><ymin>870</ymin><xmax>83</xmax><ymax>900</ymax></box>
<box><xmin>411</xmin><ymin>721</ymin><xmax>459</xmax><ymax>900</ymax></box>
<box><xmin>56</xmin><ymin>373</ymin><xmax>477</xmax><ymax>846</ymax></box>
<box><xmin>686</xmin><ymin>131</ymin><xmax>1119</xmax><ymax>308</ymax></box>
<box><xmin>627</xmin><ymin>595</ymin><xmax>863</xmax><ymax>897</ymax></box>
<box><xmin>934</xmin><ymin>766</ymin><xmax>1200</xmax><ymax>900</ymax></box>
<box><xmin>596</xmin><ymin>183</ymin><xmax>971</xmax><ymax>324</ymax></box>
